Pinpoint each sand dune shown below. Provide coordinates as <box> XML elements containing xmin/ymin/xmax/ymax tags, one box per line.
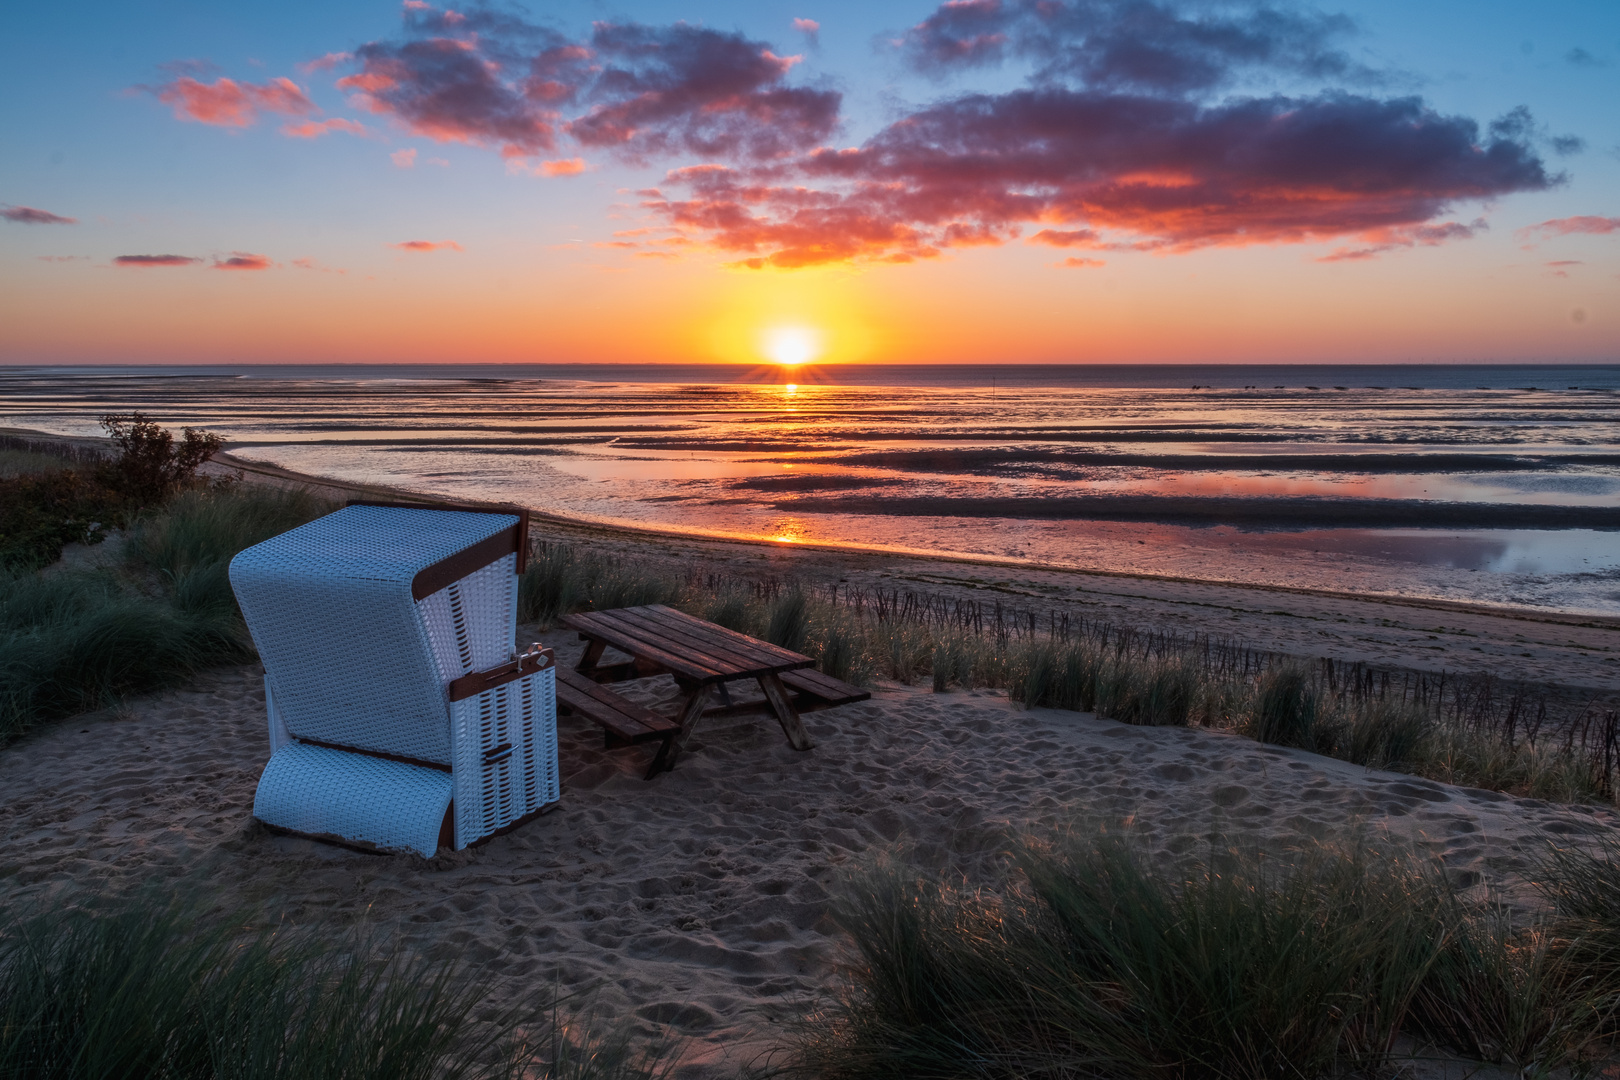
<box><xmin>2</xmin><ymin>628</ymin><xmax>1615</xmax><ymax>1076</ymax></box>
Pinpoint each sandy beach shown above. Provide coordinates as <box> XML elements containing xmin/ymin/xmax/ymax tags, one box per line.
<box><xmin>3</xmin><ymin>629</ymin><xmax>1617</xmax><ymax>1075</ymax></box>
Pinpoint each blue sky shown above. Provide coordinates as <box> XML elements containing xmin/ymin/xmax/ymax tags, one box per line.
<box><xmin>1</xmin><ymin>0</ymin><xmax>1615</xmax><ymax>365</ymax></box>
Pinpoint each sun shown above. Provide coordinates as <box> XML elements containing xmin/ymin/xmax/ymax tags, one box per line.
<box><xmin>763</xmin><ymin>326</ymin><xmax>820</xmax><ymax>367</ymax></box>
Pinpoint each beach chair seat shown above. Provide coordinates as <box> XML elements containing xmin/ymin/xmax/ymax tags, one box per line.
<box><xmin>230</xmin><ymin>502</ymin><xmax>559</xmax><ymax>856</ymax></box>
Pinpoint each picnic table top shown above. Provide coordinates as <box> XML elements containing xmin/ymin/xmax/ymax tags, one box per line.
<box><xmin>560</xmin><ymin>604</ymin><xmax>815</xmax><ymax>684</ymax></box>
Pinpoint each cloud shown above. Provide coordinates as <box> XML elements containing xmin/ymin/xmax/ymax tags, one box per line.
<box><xmin>1316</xmin><ymin>220</ymin><xmax>1485</xmax><ymax>262</ymax></box>
<box><xmin>149</xmin><ymin>75</ymin><xmax>317</xmax><ymax>127</ymax></box>
<box><xmin>2</xmin><ymin>205</ymin><xmax>77</xmax><ymax>225</ymax></box>
<box><xmin>425</xmin><ymin>155</ymin><xmax>450</xmax><ymax>166</ymax></box>
<box><xmin>392</xmin><ymin>147</ymin><xmax>418</xmax><ymax>167</ymax></box>
<box><xmin>292</xmin><ymin>256</ymin><xmax>347</xmax><ymax>273</ymax></box>
<box><xmin>565</xmin><ymin>23</ymin><xmax>835</xmax><ymax>162</ymax></box>
<box><xmin>898</xmin><ymin>0</ymin><xmax>1371</xmax><ymax>93</ymax></box>
<box><xmin>299</xmin><ymin>51</ymin><xmax>353</xmax><ymax>73</ymax></box>
<box><xmin>114</xmin><ymin>254</ymin><xmax>200</xmax><ymax>266</ymax></box>
<box><xmin>1058</xmin><ymin>255</ymin><xmax>1105</xmax><ymax>267</ymax></box>
<box><xmin>1546</xmin><ymin>259</ymin><xmax>1581</xmax><ymax>277</ymax></box>
<box><xmin>213</xmin><ymin>252</ymin><xmax>273</xmax><ymax>270</ymax></box>
<box><xmin>37</xmin><ymin>255</ymin><xmax>86</xmax><ymax>261</ymax></box>
<box><xmin>645</xmin><ymin>88</ymin><xmax>1548</xmax><ymax>267</ymax></box>
<box><xmin>282</xmin><ymin>117</ymin><xmax>366</xmax><ymax>138</ymax></box>
<box><xmin>159</xmin><ymin>0</ymin><xmax>1556</xmax><ymax>273</ymax></box>
<box><xmin>392</xmin><ymin>239</ymin><xmax>462</xmax><ymax>251</ymax></box>
<box><xmin>1566</xmin><ymin>47</ymin><xmax>1606</xmax><ymax>68</ymax></box>
<box><xmin>1029</xmin><ymin>228</ymin><xmax>1102</xmax><ymax>247</ymax></box>
<box><xmin>338</xmin><ymin>8</ymin><xmax>581</xmax><ymax>157</ymax></box>
<box><xmin>539</xmin><ymin>156</ymin><xmax>587</xmax><ymax>176</ymax></box>
<box><xmin>334</xmin><ymin>10</ymin><xmax>837</xmax><ymax>164</ymax></box>
<box><xmin>1518</xmin><ymin>215</ymin><xmax>1620</xmax><ymax>240</ymax></box>
<box><xmin>793</xmin><ymin>17</ymin><xmax>820</xmax><ymax>45</ymax></box>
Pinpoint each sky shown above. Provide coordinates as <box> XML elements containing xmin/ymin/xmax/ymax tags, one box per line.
<box><xmin>0</xmin><ymin>0</ymin><xmax>1616</xmax><ymax>367</ymax></box>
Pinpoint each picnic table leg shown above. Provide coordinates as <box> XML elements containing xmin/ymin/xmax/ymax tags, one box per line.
<box><xmin>576</xmin><ymin>638</ymin><xmax>606</xmax><ymax>675</ymax></box>
<box><xmin>672</xmin><ymin>683</ymin><xmax>712</xmax><ymax>748</ymax></box>
<box><xmin>758</xmin><ymin>673</ymin><xmax>813</xmax><ymax>751</ymax></box>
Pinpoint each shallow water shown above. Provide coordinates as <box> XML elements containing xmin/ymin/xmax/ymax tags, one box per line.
<box><xmin>4</xmin><ymin>363</ymin><xmax>1618</xmax><ymax>615</ymax></box>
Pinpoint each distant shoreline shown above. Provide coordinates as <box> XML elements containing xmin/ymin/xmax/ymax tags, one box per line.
<box><xmin>9</xmin><ymin>425</ymin><xmax>1618</xmax><ymax>689</ymax></box>
<box><xmin>4</xmin><ymin>360</ymin><xmax>1619</xmax><ymax>390</ymax></box>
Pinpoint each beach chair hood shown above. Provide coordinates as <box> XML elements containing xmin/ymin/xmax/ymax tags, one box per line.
<box><xmin>230</xmin><ymin>503</ymin><xmax>521</xmax><ymax>764</ymax></box>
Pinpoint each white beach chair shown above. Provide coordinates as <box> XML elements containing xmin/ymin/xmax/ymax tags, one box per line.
<box><xmin>229</xmin><ymin>501</ymin><xmax>559</xmax><ymax>856</ymax></box>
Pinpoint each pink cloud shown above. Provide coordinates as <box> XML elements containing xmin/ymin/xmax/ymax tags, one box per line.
<box><xmin>392</xmin><ymin>147</ymin><xmax>418</xmax><ymax>168</ymax></box>
<box><xmin>151</xmin><ymin>75</ymin><xmax>317</xmax><ymax>127</ymax></box>
<box><xmin>299</xmin><ymin>51</ymin><xmax>352</xmax><ymax>73</ymax></box>
<box><xmin>1029</xmin><ymin>228</ymin><xmax>1103</xmax><ymax>248</ymax></box>
<box><xmin>1058</xmin><ymin>256</ymin><xmax>1105</xmax><ymax>268</ymax></box>
<box><xmin>1316</xmin><ymin>221</ymin><xmax>1486</xmax><ymax>262</ymax></box>
<box><xmin>539</xmin><ymin>157</ymin><xmax>587</xmax><ymax>176</ymax></box>
<box><xmin>213</xmin><ymin>252</ymin><xmax>273</xmax><ymax>270</ymax></box>
<box><xmin>1517</xmin><ymin>215</ymin><xmax>1620</xmax><ymax>241</ymax></box>
<box><xmin>114</xmin><ymin>254</ymin><xmax>200</xmax><ymax>267</ymax></box>
<box><xmin>292</xmin><ymin>256</ymin><xmax>347</xmax><ymax>274</ymax></box>
<box><xmin>793</xmin><ymin>17</ymin><xmax>821</xmax><ymax>42</ymax></box>
<box><xmin>282</xmin><ymin>117</ymin><xmax>366</xmax><ymax>138</ymax></box>
<box><xmin>2</xmin><ymin>205</ymin><xmax>77</xmax><ymax>225</ymax></box>
<box><xmin>392</xmin><ymin>239</ymin><xmax>462</xmax><ymax>251</ymax></box>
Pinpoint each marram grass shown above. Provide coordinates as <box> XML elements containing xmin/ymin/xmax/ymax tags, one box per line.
<box><xmin>0</xmin><ymin>888</ymin><xmax>680</xmax><ymax>1080</ymax></box>
<box><xmin>799</xmin><ymin>829</ymin><xmax>1620</xmax><ymax>1079</ymax></box>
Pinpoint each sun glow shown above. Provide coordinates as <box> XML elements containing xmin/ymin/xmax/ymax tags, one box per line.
<box><xmin>763</xmin><ymin>326</ymin><xmax>820</xmax><ymax>367</ymax></box>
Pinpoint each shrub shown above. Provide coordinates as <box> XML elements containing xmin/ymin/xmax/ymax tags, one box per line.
<box><xmin>98</xmin><ymin>412</ymin><xmax>224</xmax><ymax>504</ymax></box>
<box><xmin>0</xmin><ymin>470</ymin><xmax>127</xmax><ymax>572</ymax></box>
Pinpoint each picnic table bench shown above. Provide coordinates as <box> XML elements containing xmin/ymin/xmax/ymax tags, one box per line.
<box><xmin>556</xmin><ymin>604</ymin><xmax>869</xmax><ymax>777</ymax></box>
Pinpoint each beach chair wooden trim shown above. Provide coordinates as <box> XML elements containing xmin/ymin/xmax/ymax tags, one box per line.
<box><xmin>448</xmin><ymin>646</ymin><xmax>553</xmax><ymax>702</ymax></box>
<box><xmin>346</xmin><ymin>499</ymin><xmax>530</xmax><ymax>575</ymax></box>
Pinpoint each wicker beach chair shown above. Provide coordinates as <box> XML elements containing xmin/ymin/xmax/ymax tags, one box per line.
<box><xmin>229</xmin><ymin>502</ymin><xmax>559</xmax><ymax>856</ymax></box>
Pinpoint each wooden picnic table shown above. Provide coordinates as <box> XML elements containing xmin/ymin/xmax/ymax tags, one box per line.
<box><xmin>559</xmin><ymin>604</ymin><xmax>817</xmax><ymax>772</ymax></box>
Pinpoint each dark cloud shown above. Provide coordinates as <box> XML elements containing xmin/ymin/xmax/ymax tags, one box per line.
<box><xmin>343</xmin><ymin>36</ymin><xmax>565</xmax><ymax>156</ymax></box>
<box><xmin>335</xmin><ymin>5</ymin><xmax>836</xmax><ymax>162</ymax></box>
<box><xmin>570</xmin><ymin>23</ymin><xmax>839</xmax><ymax>161</ymax></box>
<box><xmin>114</xmin><ymin>255</ymin><xmax>200</xmax><ymax>266</ymax></box>
<box><xmin>213</xmin><ymin>252</ymin><xmax>273</xmax><ymax>270</ymax></box>
<box><xmin>2</xmin><ymin>205</ymin><xmax>77</xmax><ymax>225</ymax></box>
<box><xmin>900</xmin><ymin>0</ymin><xmax>1372</xmax><ymax>94</ymax></box>
<box><xmin>1565</xmin><ymin>47</ymin><xmax>1606</xmax><ymax>67</ymax></box>
<box><xmin>645</xmin><ymin>89</ymin><xmax>1549</xmax><ymax>266</ymax></box>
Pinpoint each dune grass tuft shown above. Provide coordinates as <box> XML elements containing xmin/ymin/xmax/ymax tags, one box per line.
<box><xmin>0</xmin><ymin>888</ymin><xmax>678</xmax><ymax>1080</ymax></box>
<box><xmin>804</xmin><ymin>828</ymin><xmax>1620</xmax><ymax>1079</ymax></box>
<box><xmin>0</xmin><ymin>482</ymin><xmax>333</xmax><ymax>745</ymax></box>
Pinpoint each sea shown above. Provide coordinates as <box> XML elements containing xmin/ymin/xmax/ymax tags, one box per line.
<box><xmin>4</xmin><ymin>363</ymin><xmax>1619</xmax><ymax>616</ymax></box>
